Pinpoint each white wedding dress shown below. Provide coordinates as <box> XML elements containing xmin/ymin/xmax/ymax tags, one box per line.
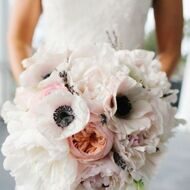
<box><xmin>41</xmin><ymin>0</ymin><xmax>152</xmax><ymax>51</ymax></box>
<box><xmin>178</xmin><ymin>55</ymin><xmax>190</xmax><ymax>126</ymax></box>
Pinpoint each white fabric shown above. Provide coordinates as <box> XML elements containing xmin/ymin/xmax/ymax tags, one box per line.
<box><xmin>41</xmin><ymin>0</ymin><xmax>152</xmax><ymax>51</ymax></box>
<box><xmin>178</xmin><ymin>55</ymin><xmax>190</xmax><ymax>124</ymax></box>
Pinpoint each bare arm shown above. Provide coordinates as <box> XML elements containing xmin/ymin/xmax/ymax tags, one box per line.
<box><xmin>153</xmin><ymin>0</ymin><xmax>183</xmax><ymax>77</ymax></box>
<box><xmin>8</xmin><ymin>0</ymin><xmax>42</xmax><ymax>83</ymax></box>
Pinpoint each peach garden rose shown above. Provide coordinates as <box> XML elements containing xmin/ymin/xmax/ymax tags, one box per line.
<box><xmin>68</xmin><ymin>114</ymin><xmax>114</xmax><ymax>162</ymax></box>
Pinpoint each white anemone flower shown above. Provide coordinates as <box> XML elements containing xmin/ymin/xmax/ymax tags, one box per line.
<box><xmin>20</xmin><ymin>47</ymin><xmax>71</xmax><ymax>87</ymax></box>
<box><xmin>108</xmin><ymin>76</ymin><xmax>153</xmax><ymax>138</ymax></box>
<box><xmin>30</xmin><ymin>89</ymin><xmax>90</xmax><ymax>140</ymax></box>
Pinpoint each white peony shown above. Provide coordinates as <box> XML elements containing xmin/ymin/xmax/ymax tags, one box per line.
<box><xmin>74</xmin><ymin>156</ymin><xmax>130</xmax><ymax>190</ymax></box>
<box><xmin>117</xmin><ymin>49</ymin><xmax>171</xmax><ymax>97</ymax></box>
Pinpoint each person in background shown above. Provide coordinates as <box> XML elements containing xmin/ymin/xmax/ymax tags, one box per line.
<box><xmin>8</xmin><ymin>0</ymin><xmax>183</xmax><ymax>83</ymax></box>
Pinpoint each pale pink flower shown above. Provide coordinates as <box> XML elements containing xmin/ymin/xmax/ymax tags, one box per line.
<box><xmin>39</xmin><ymin>82</ymin><xmax>66</xmax><ymax>97</ymax></box>
<box><xmin>73</xmin><ymin>157</ymin><xmax>129</xmax><ymax>190</ymax></box>
<box><xmin>68</xmin><ymin>114</ymin><xmax>114</xmax><ymax>162</ymax></box>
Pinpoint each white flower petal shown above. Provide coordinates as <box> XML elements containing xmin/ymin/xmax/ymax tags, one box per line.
<box><xmin>130</xmin><ymin>100</ymin><xmax>152</xmax><ymax>119</ymax></box>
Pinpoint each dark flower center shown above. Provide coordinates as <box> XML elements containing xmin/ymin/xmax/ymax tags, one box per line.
<box><xmin>115</xmin><ymin>95</ymin><xmax>132</xmax><ymax>118</ymax></box>
<box><xmin>102</xmin><ymin>184</ymin><xmax>110</xmax><ymax>188</ymax></box>
<box><xmin>162</xmin><ymin>92</ymin><xmax>173</xmax><ymax>98</ymax></box>
<box><xmin>42</xmin><ymin>73</ymin><xmax>51</xmax><ymax>80</ymax></box>
<box><xmin>113</xmin><ymin>152</ymin><xmax>127</xmax><ymax>170</ymax></box>
<box><xmin>53</xmin><ymin>105</ymin><xmax>75</xmax><ymax>128</ymax></box>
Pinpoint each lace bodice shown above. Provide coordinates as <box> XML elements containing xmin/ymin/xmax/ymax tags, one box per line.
<box><xmin>42</xmin><ymin>0</ymin><xmax>152</xmax><ymax>51</ymax></box>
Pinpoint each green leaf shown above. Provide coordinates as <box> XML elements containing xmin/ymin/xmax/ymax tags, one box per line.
<box><xmin>134</xmin><ymin>179</ymin><xmax>145</xmax><ymax>190</ymax></box>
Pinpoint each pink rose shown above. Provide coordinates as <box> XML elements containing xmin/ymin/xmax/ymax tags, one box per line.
<box><xmin>68</xmin><ymin>114</ymin><xmax>114</xmax><ymax>162</ymax></box>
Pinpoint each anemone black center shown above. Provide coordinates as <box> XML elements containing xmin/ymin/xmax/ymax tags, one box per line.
<box><xmin>115</xmin><ymin>95</ymin><xmax>132</xmax><ymax>118</ymax></box>
<box><xmin>102</xmin><ymin>184</ymin><xmax>110</xmax><ymax>188</ymax></box>
<box><xmin>53</xmin><ymin>105</ymin><xmax>75</xmax><ymax>128</ymax></box>
<box><xmin>42</xmin><ymin>73</ymin><xmax>51</xmax><ymax>80</ymax></box>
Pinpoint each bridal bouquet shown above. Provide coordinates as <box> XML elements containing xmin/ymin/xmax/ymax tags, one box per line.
<box><xmin>1</xmin><ymin>44</ymin><xmax>179</xmax><ymax>190</ymax></box>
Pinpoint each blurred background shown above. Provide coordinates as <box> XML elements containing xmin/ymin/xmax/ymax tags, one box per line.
<box><xmin>0</xmin><ymin>0</ymin><xmax>190</xmax><ymax>189</ymax></box>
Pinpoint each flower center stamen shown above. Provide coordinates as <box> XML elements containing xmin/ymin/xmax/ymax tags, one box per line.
<box><xmin>53</xmin><ymin>105</ymin><xmax>75</xmax><ymax>128</ymax></box>
<box><xmin>115</xmin><ymin>95</ymin><xmax>132</xmax><ymax>118</ymax></box>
